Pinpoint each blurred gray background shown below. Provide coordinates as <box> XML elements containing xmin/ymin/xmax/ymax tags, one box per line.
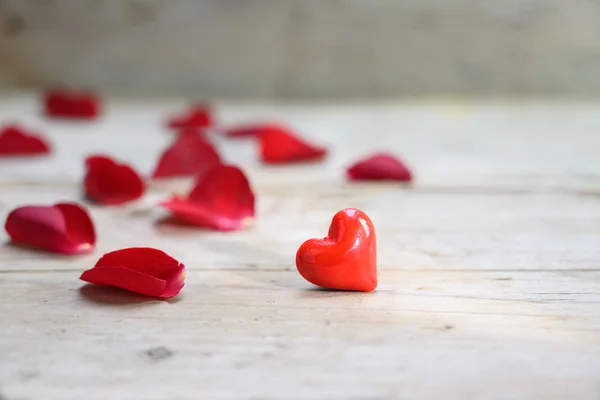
<box><xmin>0</xmin><ymin>0</ymin><xmax>599</xmax><ymax>98</ymax></box>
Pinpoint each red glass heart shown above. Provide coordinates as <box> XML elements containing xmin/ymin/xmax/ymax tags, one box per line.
<box><xmin>296</xmin><ymin>208</ymin><xmax>377</xmax><ymax>292</ymax></box>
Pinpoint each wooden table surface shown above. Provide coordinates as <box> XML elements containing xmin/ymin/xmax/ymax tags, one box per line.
<box><xmin>1</xmin><ymin>95</ymin><xmax>600</xmax><ymax>400</ymax></box>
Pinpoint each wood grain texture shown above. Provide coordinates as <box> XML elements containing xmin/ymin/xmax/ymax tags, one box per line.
<box><xmin>1</xmin><ymin>95</ymin><xmax>600</xmax><ymax>399</ymax></box>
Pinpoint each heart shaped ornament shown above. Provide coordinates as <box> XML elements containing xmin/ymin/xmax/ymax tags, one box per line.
<box><xmin>296</xmin><ymin>208</ymin><xmax>377</xmax><ymax>292</ymax></box>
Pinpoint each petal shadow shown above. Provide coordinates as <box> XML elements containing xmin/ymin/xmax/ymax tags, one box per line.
<box><xmin>78</xmin><ymin>284</ymin><xmax>161</xmax><ymax>305</ymax></box>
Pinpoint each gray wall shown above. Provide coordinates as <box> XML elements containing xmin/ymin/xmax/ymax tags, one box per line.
<box><xmin>1</xmin><ymin>0</ymin><xmax>600</xmax><ymax>98</ymax></box>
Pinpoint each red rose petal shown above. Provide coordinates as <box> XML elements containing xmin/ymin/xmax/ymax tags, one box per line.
<box><xmin>44</xmin><ymin>89</ymin><xmax>101</xmax><ymax>120</ymax></box>
<box><xmin>5</xmin><ymin>202</ymin><xmax>96</xmax><ymax>254</ymax></box>
<box><xmin>161</xmin><ymin>164</ymin><xmax>255</xmax><ymax>231</ymax></box>
<box><xmin>223</xmin><ymin>123</ymin><xmax>274</xmax><ymax>138</ymax></box>
<box><xmin>260</xmin><ymin>125</ymin><xmax>327</xmax><ymax>164</ymax></box>
<box><xmin>84</xmin><ymin>155</ymin><xmax>145</xmax><ymax>205</ymax></box>
<box><xmin>167</xmin><ymin>104</ymin><xmax>213</xmax><ymax>130</ymax></box>
<box><xmin>80</xmin><ymin>247</ymin><xmax>185</xmax><ymax>298</ymax></box>
<box><xmin>0</xmin><ymin>125</ymin><xmax>51</xmax><ymax>156</ymax></box>
<box><xmin>152</xmin><ymin>132</ymin><xmax>221</xmax><ymax>179</ymax></box>
<box><xmin>346</xmin><ymin>153</ymin><xmax>413</xmax><ymax>182</ymax></box>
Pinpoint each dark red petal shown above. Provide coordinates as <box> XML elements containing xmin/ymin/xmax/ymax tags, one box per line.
<box><xmin>160</xmin><ymin>164</ymin><xmax>255</xmax><ymax>231</ymax></box>
<box><xmin>0</xmin><ymin>125</ymin><xmax>51</xmax><ymax>156</ymax></box>
<box><xmin>84</xmin><ymin>154</ymin><xmax>145</xmax><ymax>205</ymax></box>
<box><xmin>79</xmin><ymin>247</ymin><xmax>185</xmax><ymax>298</ymax></box>
<box><xmin>167</xmin><ymin>104</ymin><xmax>213</xmax><ymax>130</ymax></box>
<box><xmin>4</xmin><ymin>202</ymin><xmax>95</xmax><ymax>254</ymax></box>
<box><xmin>346</xmin><ymin>153</ymin><xmax>413</xmax><ymax>182</ymax></box>
<box><xmin>260</xmin><ymin>126</ymin><xmax>327</xmax><ymax>164</ymax></box>
<box><xmin>223</xmin><ymin>123</ymin><xmax>276</xmax><ymax>138</ymax></box>
<box><xmin>152</xmin><ymin>132</ymin><xmax>221</xmax><ymax>179</ymax></box>
<box><xmin>43</xmin><ymin>89</ymin><xmax>101</xmax><ymax>120</ymax></box>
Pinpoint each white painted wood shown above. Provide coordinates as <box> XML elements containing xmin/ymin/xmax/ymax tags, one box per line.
<box><xmin>0</xmin><ymin>95</ymin><xmax>599</xmax><ymax>399</ymax></box>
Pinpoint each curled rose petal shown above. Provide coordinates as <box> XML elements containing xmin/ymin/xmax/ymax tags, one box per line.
<box><xmin>167</xmin><ymin>104</ymin><xmax>213</xmax><ymax>130</ymax></box>
<box><xmin>84</xmin><ymin>155</ymin><xmax>145</xmax><ymax>205</ymax></box>
<box><xmin>0</xmin><ymin>125</ymin><xmax>51</xmax><ymax>156</ymax></box>
<box><xmin>222</xmin><ymin>123</ymin><xmax>275</xmax><ymax>138</ymax></box>
<box><xmin>43</xmin><ymin>89</ymin><xmax>101</xmax><ymax>120</ymax></box>
<box><xmin>161</xmin><ymin>164</ymin><xmax>255</xmax><ymax>231</ymax></box>
<box><xmin>260</xmin><ymin>125</ymin><xmax>327</xmax><ymax>164</ymax></box>
<box><xmin>152</xmin><ymin>132</ymin><xmax>221</xmax><ymax>179</ymax></box>
<box><xmin>346</xmin><ymin>153</ymin><xmax>413</xmax><ymax>182</ymax></box>
<box><xmin>5</xmin><ymin>202</ymin><xmax>96</xmax><ymax>254</ymax></box>
<box><xmin>80</xmin><ymin>247</ymin><xmax>185</xmax><ymax>298</ymax></box>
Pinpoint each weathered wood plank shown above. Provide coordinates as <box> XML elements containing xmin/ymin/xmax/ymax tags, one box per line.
<box><xmin>1</xmin><ymin>98</ymin><xmax>600</xmax><ymax>399</ymax></box>
<box><xmin>1</xmin><ymin>271</ymin><xmax>600</xmax><ymax>400</ymax></box>
<box><xmin>2</xmin><ymin>182</ymin><xmax>600</xmax><ymax>272</ymax></box>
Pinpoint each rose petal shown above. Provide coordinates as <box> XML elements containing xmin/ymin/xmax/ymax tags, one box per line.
<box><xmin>84</xmin><ymin>155</ymin><xmax>145</xmax><ymax>205</ymax></box>
<box><xmin>0</xmin><ymin>125</ymin><xmax>51</xmax><ymax>156</ymax></box>
<box><xmin>152</xmin><ymin>132</ymin><xmax>221</xmax><ymax>179</ymax></box>
<box><xmin>5</xmin><ymin>202</ymin><xmax>96</xmax><ymax>253</ymax></box>
<box><xmin>346</xmin><ymin>153</ymin><xmax>413</xmax><ymax>182</ymax></box>
<box><xmin>161</xmin><ymin>164</ymin><xmax>255</xmax><ymax>231</ymax></box>
<box><xmin>80</xmin><ymin>247</ymin><xmax>185</xmax><ymax>298</ymax></box>
<box><xmin>260</xmin><ymin>125</ymin><xmax>327</xmax><ymax>164</ymax></box>
<box><xmin>222</xmin><ymin>123</ymin><xmax>275</xmax><ymax>138</ymax></box>
<box><xmin>167</xmin><ymin>104</ymin><xmax>213</xmax><ymax>130</ymax></box>
<box><xmin>43</xmin><ymin>89</ymin><xmax>101</xmax><ymax>120</ymax></box>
